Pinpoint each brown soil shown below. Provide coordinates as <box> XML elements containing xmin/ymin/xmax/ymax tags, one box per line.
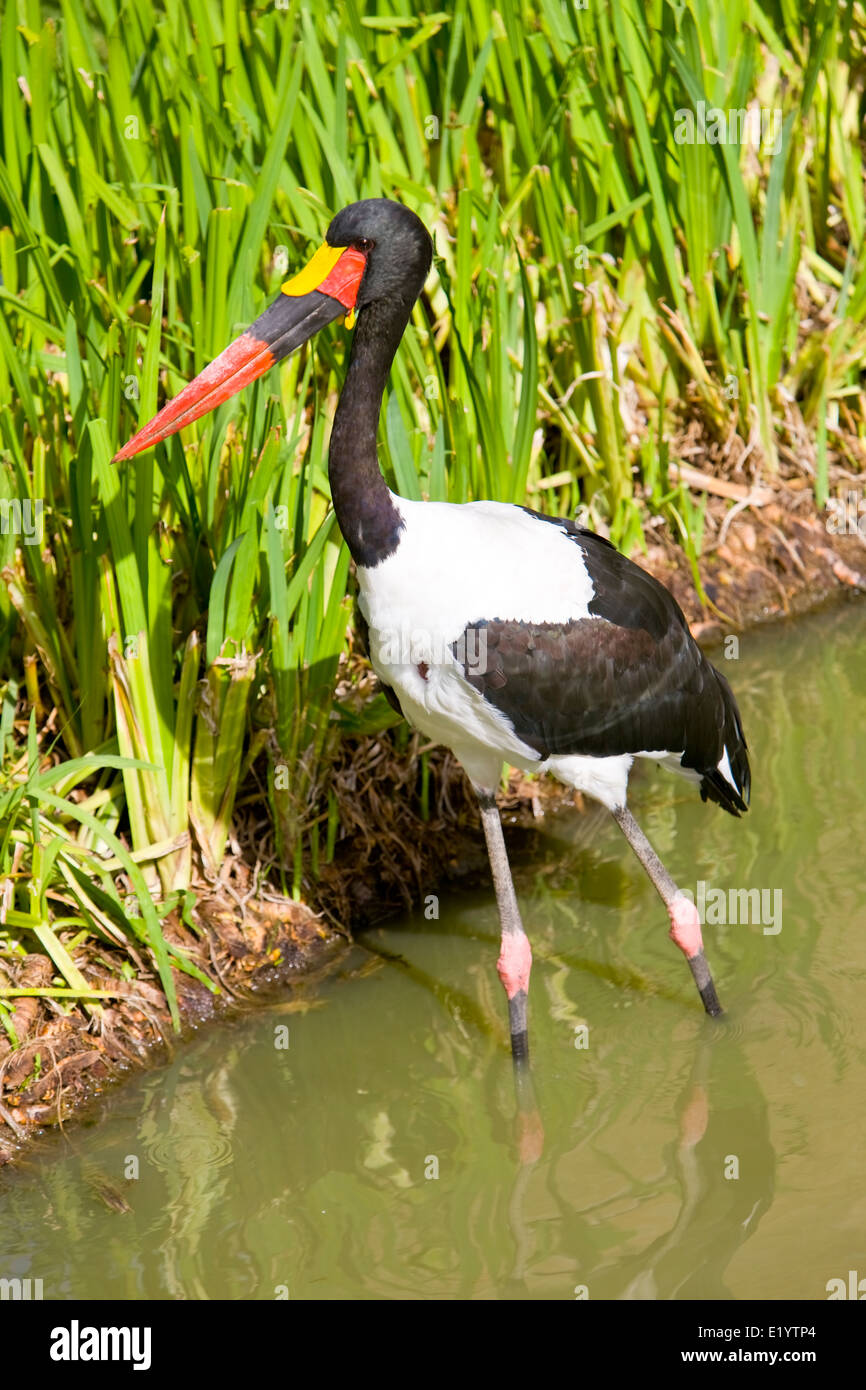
<box><xmin>642</xmin><ymin>482</ymin><xmax>866</xmax><ymax>636</ymax></box>
<box><xmin>1</xmin><ymin>475</ymin><xmax>863</xmax><ymax>1167</ymax></box>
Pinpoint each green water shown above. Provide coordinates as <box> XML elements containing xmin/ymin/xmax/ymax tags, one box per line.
<box><xmin>2</xmin><ymin>601</ymin><xmax>864</xmax><ymax>1300</ymax></box>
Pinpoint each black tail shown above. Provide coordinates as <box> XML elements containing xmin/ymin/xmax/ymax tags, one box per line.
<box><xmin>697</xmin><ymin>666</ymin><xmax>750</xmax><ymax>817</ymax></box>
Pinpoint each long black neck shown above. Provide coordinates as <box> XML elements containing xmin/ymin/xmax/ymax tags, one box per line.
<box><xmin>328</xmin><ymin>297</ymin><xmax>409</xmax><ymax>569</ymax></box>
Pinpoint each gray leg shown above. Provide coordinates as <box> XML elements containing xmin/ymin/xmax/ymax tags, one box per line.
<box><xmin>612</xmin><ymin>805</ymin><xmax>723</xmax><ymax>1017</ymax></box>
<box><xmin>478</xmin><ymin>793</ymin><xmax>533</xmax><ymax>1063</ymax></box>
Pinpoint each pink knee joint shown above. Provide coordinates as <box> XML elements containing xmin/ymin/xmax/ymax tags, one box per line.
<box><xmin>497</xmin><ymin>931</ymin><xmax>532</xmax><ymax>999</ymax></box>
<box><xmin>669</xmin><ymin>893</ymin><xmax>704</xmax><ymax>960</ymax></box>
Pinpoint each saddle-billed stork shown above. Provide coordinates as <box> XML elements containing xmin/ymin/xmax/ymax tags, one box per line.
<box><xmin>116</xmin><ymin>198</ymin><xmax>750</xmax><ymax>1065</ymax></box>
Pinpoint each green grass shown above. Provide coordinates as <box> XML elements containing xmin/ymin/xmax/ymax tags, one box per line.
<box><xmin>0</xmin><ymin>0</ymin><xmax>863</xmax><ymax>1027</ymax></box>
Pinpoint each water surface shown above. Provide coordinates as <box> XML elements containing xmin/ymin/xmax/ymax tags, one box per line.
<box><xmin>2</xmin><ymin>599</ymin><xmax>864</xmax><ymax>1300</ymax></box>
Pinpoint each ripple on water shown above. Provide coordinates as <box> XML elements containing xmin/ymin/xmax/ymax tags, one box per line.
<box><xmin>143</xmin><ymin>1131</ymin><xmax>234</xmax><ymax>1173</ymax></box>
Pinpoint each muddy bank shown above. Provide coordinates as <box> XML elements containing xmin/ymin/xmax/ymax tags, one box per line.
<box><xmin>0</xmin><ymin>890</ymin><xmax>347</xmax><ymax>1168</ymax></box>
<box><xmin>644</xmin><ymin>482</ymin><xmax>865</xmax><ymax>635</ymax></box>
<box><xmin>1</xmin><ymin>480</ymin><xmax>863</xmax><ymax>1167</ymax></box>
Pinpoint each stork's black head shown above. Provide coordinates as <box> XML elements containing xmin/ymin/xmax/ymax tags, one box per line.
<box><xmin>326</xmin><ymin>198</ymin><xmax>433</xmax><ymax>314</ymax></box>
<box><xmin>114</xmin><ymin>197</ymin><xmax>433</xmax><ymax>462</ymax></box>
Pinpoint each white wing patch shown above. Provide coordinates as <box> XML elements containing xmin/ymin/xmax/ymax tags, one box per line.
<box><xmin>717</xmin><ymin>746</ymin><xmax>737</xmax><ymax>791</ymax></box>
<box><xmin>357</xmin><ymin>495</ymin><xmax>595</xmax><ymax>641</ymax></box>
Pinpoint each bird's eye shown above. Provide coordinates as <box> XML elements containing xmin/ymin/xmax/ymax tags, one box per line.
<box><xmin>355</xmin><ymin>238</ymin><xmax>374</xmax><ymax>253</ymax></box>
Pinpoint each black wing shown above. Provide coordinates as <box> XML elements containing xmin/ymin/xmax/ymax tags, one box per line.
<box><xmin>457</xmin><ymin>513</ymin><xmax>750</xmax><ymax>815</ymax></box>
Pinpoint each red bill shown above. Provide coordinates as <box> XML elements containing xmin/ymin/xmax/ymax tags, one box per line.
<box><xmin>114</xmin><ymin>243</ymin><xmax>368</xmax><ymax>462</ymax></box>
